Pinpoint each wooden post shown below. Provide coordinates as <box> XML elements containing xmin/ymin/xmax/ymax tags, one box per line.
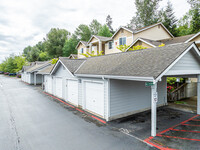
<box><xmin>151</xmin><ymin>83</ymin><xmax>157</xmax><ymax>137</ymax></box>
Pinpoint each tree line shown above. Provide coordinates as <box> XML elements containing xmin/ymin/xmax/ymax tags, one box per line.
<box><xmin>0</xmin><ymin>0</ymin><xmax>199</xmax><ymax>73</ymax></box>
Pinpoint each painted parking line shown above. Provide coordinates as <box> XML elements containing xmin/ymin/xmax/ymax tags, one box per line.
<box><xmin>191</xmin><ymin>119</ymin><xmax>200</xmax><ymax>121</ymax></box>
<box><xmin>182</xmin><ymin>123</ymin><xmax>200</xmax><ymax>127</ymax></box>
<box><xmin>144</xmin><ymin>115</ymin><xmax>200</xmax><ymax>149</ymax></box>
<box><xmin>43</xmin><ymin>92</ymin><xmax>106</xmax><ymax>124</ymax></box>
<box><xmin>171</xmin><ymin>128</ymin><xmax>200</xmax><ymax>133</ymax></box>
<box><xmin>157</xmin><ymin>134</ymin><xmax>200</xmax><ymax>142</ymax></box>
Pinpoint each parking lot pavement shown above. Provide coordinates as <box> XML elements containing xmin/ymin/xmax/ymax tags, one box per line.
<box><xmin>108</xmin><ymin>107</ymin><xmax>200</xmax><ymax>149</ymax></box>
<box><xmin>144</xmin><ymin>114</ymin><xmax>200</xmax><ymax>149</ymax></box>
<box><xmin>0</xmin><ymin>75</ymin><xmax>155</xmax><ymax>150</ymax></box>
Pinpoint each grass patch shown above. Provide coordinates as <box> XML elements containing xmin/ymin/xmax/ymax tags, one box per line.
<box><xmin>174</xmin><ymin>101</ymin><xmax>187</xmax><ymax>105</ymax></box>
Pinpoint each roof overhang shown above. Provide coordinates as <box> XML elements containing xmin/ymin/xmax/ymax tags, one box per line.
<box><xmin>125</xmin><ymin>37</ymin><xmax>156</xmax><ymax>52</ymax></box>
<box><xmin>75</xmin><ymin>74</ymin><xmax>154</xmax><ymax>82</ymax></box>
<box><xmin>185</xmin><ymin>32</ymin><xmax>200</xmax><ymax>43</ymax></box>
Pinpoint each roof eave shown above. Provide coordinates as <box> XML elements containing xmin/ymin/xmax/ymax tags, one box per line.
<box><xmin>75</xmin><ymin>74</ymin><xmax>154</xmax><ymax>82</ymax></box>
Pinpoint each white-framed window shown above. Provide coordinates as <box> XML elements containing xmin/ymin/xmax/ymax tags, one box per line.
<box><xmin>119</xmin><ymin>37</ymin><xmax>126</xmax><ymax>45</ymax></box>
<box><xmin>109</xmin><ymin>41</ymin><xmax>114</xmax><ymax>49</ymax></box>
<box><xmin>81</xmin><ymin>48</ymin><xmax>84</xmax><ymax>53</ymax></box>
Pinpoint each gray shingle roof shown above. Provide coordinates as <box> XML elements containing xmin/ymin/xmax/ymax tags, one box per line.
<box><xmin>37</xmin><ymin>65</ymin><xmax>55</xmax><ymax>75</ymax></box>
<box><xmin>140</xmin><ymin>38</ymin><xmax>161</xmax><ymax>46</ymax></box>
<box><xmin>80</xmin><ymin>41</ymin><xmax>89</xmax><ymax>46</ymax></box>
<box><xmin>75</xmin><ymin>43</ymin><xmax>193</xmax><ymax>79</ymax></box>
<box><xmin>159</xmin><ymin>34</ymin><xmax>195</xmax><ymax>45</ymax></box>
<box><xmin>94</xmin><ymin>35</ymin><xmax>112</xmax><ymax>42</ymax></box>
<box><xmin>26</xmin><ymin>61</ymin><xmax>50</xmax><ymax>73</ymax></box>
<box><xmin>59</xmin><ymin>57</ymin><xmax>86</xmax><ymax>74</ymax></box>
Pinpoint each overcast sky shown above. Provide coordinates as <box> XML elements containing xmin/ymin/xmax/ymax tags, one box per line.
<box><xmin>0</xmin><ymin>0</ymin><xmax>190</xmax><ymax>62</ymax></box>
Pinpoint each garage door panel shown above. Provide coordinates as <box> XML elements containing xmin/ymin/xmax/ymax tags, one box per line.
<box><xmin>85</xmin><ymin>82</ymin><xmax>104</xmax><ymax>116</ymax></box>
<box><xmin>55</xmin><ymin>77</ymin><xmax>62</xmax><ymax>98</ymax></box>
<box><xmin>68</xmin><ymin>80</ymin><xmax>78</xmax><ymax>105</ymax></box>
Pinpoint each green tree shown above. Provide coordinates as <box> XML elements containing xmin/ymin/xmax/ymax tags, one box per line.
<box><xmin>89</xmin><ymin>19</ymin><xmax>102</xmax><ymax>35</ymax></box>
<box><xmin>98</xmin><ymin>25</ymin><xmax>113</xmax><ymax>37</ymax></box>
<box><xmin>45</xmin><ymin>28</ymin><xmax>70</xmax><ymax>58</ymax></box>
<box><xmin>39</xmin><ymin>51</ymin><xmax>49</xmax><ymax>61</ymax></box>
<box><xmin>190</xmin><ymin>9</ymin><xmax>200</xmax><ymax>33</ymax></box>
<box><xmin>75</xmin><ymin>24</ymin><xmax>92</xmax><ymax>41</ymax></box>
<box><xmin>129</xmin><ymin>0</ymin><xmax>161</xmax><ymax>28</ymax></box>
<box><xmin>106</xmin><ymin>15</ymin><xmax>114</xmax><ymax>33</ymax></box>
<box><xmin>13</xmin><ymin>55</ymin><xmax>28</xmax><ymax>72</ymax></box>
<box><xmin>63</xmin><ymin>34</ymin><xmax>79</xmax><ymax>57</ymax></box>
<box><xmin>160</xmin><ymin>1</ymin><xmax>178</xmax><ymax>36</ymax></box>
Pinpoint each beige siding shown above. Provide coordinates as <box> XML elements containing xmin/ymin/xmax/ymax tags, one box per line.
<box><xmin>105</xmin><ymin>28</ymin><xmax>133</xmax><ymax>54</ymax></box>
<box><xmin>131</xmin><ymin>41</ymin><xmax>154</xmax><ymax>49</ymax></box>
<box><xmin>90</xmin><ymin>36</ymin><xmax>99</xmax><ymax>43</ymax></box>
<box><xmin>77</xmin><ymin>44</ymin><xmax>88</xmax><ymax>58</ymax></box>
<box><xmin>192</xmin><ymin>35</ymin><xmax>200</xmax><ymax>42</ymax></box>
<box><xmin>191</xmin><ymin>35</ymin><xmax>200</xmax><ymax>49</ymax></box>
<box><xmin>134</xmin><ymin>25</ymin><xmax>172</xmax><ymax>41</ymax></box>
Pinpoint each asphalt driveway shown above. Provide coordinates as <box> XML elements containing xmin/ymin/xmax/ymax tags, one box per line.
<box><xmin>0</xmin><ymin>75</ymin><xmax>154</xmax><ymax>150</ymax></box>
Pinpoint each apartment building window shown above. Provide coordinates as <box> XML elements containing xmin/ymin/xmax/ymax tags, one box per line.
<box><xmin>81</xmin><ymin>48</ymin><xmax>84</xmax><ymax>53</ymax></box>
<box><xmin>109</xmin><ymin>41</ymin><xmax>114</xmax><ymax>49</ymax></box>
<box><xmin>119</xmin><ymin>37</ymin><xmax>126</xmax><ymax>45</ymax></box>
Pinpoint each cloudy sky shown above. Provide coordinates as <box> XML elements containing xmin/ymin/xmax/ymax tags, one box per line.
<box><xmin>0</xmin><ymin>0</ymin><xmax>190</xmax><ymax>62</ymax></box>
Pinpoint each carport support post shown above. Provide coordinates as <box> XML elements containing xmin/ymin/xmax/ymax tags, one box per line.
<box><xmin>197</xmin><ymin>75</ymin><xmax>200</xmax><ymax>114</ymax></box>
<box><xmin>151</xmin><ymin>83</ymin><xmax>157</xmax><ymax>137</ymax></box>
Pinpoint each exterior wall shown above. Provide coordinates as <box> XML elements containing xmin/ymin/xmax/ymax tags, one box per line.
<box><xmin>134</xmin><ymin>25</ymin><xmax>172</xmax><ymax>41</ymax></box>
<box><xmin>186</xmin><ymin>82</ymin><xmax>197</xmax><ymax>97</ymax></box>
<box><xmin>109</xmin><ymin>77</ymin><xmax>167</xmax><ymax>120</ymax></box>
<box><xmin>77</xmin><ymin>44</ymin><xmax>88</xmax><ymax>59</ymax></box>
<box><xmin>107</xmin><ymin>28</ymin><xmax>133</xmax><ymax>54</ymax></box>
<box><xmin>166</xmin><ymin>50</ymin><xmax>200</xmax><ymax>75</ymax></box>
<box><xmin>131</xmin><ymin>41</ymin><xmax>154</xmax><ymax>49</ymax></box>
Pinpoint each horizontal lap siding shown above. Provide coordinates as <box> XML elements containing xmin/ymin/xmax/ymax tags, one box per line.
<box><xmin>169</xmin><ymin>50</ymin><xmax>200</xmax><ymax>71</ymax></box>
<box><xmin>110</xmin><ymin>78</ymin><xmax>167</xmax><ymax>118</ymax></box>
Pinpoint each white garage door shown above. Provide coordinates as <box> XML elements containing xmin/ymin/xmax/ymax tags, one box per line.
<box><xmin>85</xmin><ymin>81</ymin><xmax>104</xmax><ymax>116</ymax></box>
<box><xmin>67</xmin><ymin>80</ymin><xmax>78</xmax><ymax>106</ymax></box>
<box><xmin>47</xmin><ymin>76</ymin><xmax>52</xmax><ymax>94</ymax></box>
<box><xmin>55</xmin><ymin>77</ymin><xmax>63</xmax><ymax>98</ymax></box>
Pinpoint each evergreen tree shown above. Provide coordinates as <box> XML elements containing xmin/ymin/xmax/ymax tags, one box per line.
<box><xmin>75</xmin><ymin>24</ymin><xmax>92</xmax><ymax>41</ymax></box>
<box><xmin>98</xmin><ymin>25</ymin><xmax>113</xmax><ymax>37</ymax></box>
<box><xmin>128</xmin><ymin>0</ymin><xmax>161</xmax><ymax>28</ymax></box>
<box><xmin>106</xmin><ymin>15</ymin><xmax>114</xmax><ymax>33</ymax></box>
<box><xmin>160</xmin><ymin>1</ymin><xmax>178</xmax><ymax>36</ymax></box>
<box><xmin>89</xmin><ymin>19</ymin><xmax>102</xmax><ymax>35</ymax></box>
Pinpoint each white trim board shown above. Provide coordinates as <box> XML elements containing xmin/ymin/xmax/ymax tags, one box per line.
<box><xmin>125</xmin><ymin>37</ymin><xmax>156</xmax><ymax>52</ymax></box>
<box><xmin>50</xmin><ymin>59</ymin><xmax>74</xmax><ymax>77</ymax></box>
<box><xmin>185</xmin><ymin>32</ymin><xmax>200</xmax><ymax>43</ymax></box>
<box><xmin>75</xmin><ymin>74</ymin><xmax>154</xmax><ymax>82</ymax></box>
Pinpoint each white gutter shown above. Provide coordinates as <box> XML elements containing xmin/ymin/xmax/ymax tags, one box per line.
<box><xmin>75</xmin><ymin>74</ymin><xmax>154</xmax><ymax>82</ymax></box>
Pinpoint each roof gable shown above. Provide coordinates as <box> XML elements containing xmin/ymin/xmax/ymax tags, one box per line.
<box><xmin>50</xmin><ymin>57</ymin><xmax>86</xmax><ymax>76</ymax></box>
<box><xmin>111</xmin><ymin>26</ymin><xmax>134</xmax><ymax>39</ymax></box>
<box><xmin>134</xmin><ymin>22</ymin><xmax>174</xmax><ymax>38</ymax></box>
